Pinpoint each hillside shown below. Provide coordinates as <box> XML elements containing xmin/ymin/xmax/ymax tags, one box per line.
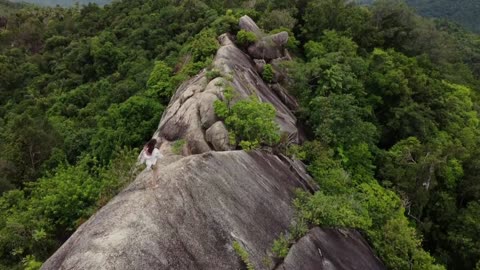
<box><xmin>0</xmin><ymin>0</ymin><xmax>24</xmax><ymax>15</ymax></box>
<box><xmin>0</xmin><ymin>0</ymin><xmax>479</xmax><ymax>270</ymax></box>
<box><xmin>9</xmin><ymin>0</ymin><xmax>110</xmax><ymax>7</ymax></box>
<box><xmin>358</xmin><ymin>0</ymin><xmax>480</xmax><ymax>33</ymax></box>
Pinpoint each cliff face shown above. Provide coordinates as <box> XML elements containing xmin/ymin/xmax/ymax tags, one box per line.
<box><xmin>41</xmin><ymin>17</ymin><xmax>385</xmax><ymax>270</ymax></box>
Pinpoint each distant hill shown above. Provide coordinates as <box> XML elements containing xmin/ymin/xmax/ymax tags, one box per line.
<box><xmin>9</xmin><ymin>0</ymin><xmax>110</xmax><ymax>7</ymax></box>
<box><xmin>0</xmin><ymin>0</ymin><xmax>24</xmax><ymax>15</ymax></box>
<box><xmin>357</xmin><ymin>0</ymin><xmax>480</xmax><ymax>33</ymax></box>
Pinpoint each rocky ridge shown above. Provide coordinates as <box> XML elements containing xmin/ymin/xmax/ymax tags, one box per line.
<box><xmin>41</xmin><ymin>16</ymin><xmax>385</xmax><ymax>270</ymax></box>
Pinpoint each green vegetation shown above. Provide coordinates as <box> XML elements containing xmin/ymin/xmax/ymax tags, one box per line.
<box><xmin>0</xmin><ymin>147</ymin><xmax>139</xmax><ymax>269</ymax></box>
<box><xmin>262</xmin><ymin>64</ymin><xmax>274</xmax><ymax>83</ymax></box>
<box><xmin>285</xmin><ymin>1</ymin><xmax>480</xmax><ymax>269</ymax></box>
<box><xmin>267</xmin><ymin>213</ymin><xmax>308</xmax><ymax>260</ymax></box>
<box><xmin>9</xmin><ymin>0</ymin><xmax>110</xmax><ymax>7</ymax></box>
<box><xmin>236</xmin><ymin>29</ymin><xmax>257</xmax><ymax>47</ymax></box>
<box><xmin>206</xmin><ymin>68</ymin><xmax>222</xmax><ymax>81</ymax></box>
<box><xmin>232</xmin><ymin>241</ymin><xmax>255</xmax><ymax>270</ymax></box>
<box><xmin>0</xmin><ymin>0</ymin><xmax>24</xmax><ymax>15</ymax></box>
<box><xmin>214</xmin><ymin>86</ymin><xmax>280</xmax><ymax>150</ymax></box>
<box><xmin>172</xmin><ymin>139</ymin><xmax>186</xmax><ymax>155</ymax></box>
<box><xmin>22</xmin><ymin>255</ymin><xmax>41</xmax><ymax>270</ymax></box>
<box><xmin>0</xmin><ymin>0</ymin><xmax>224</xmax><ymax>268</ymax></box>
<box><xmin>271</xmin><ymin>233</ymin><xmax>289</xmax><ymax>258</ymax></box>
<box><xmin>259</xmin><ymin>9</ymin><xmax>296</xmax><ymax>32</ymax></box>
<box><xmin>0</xmin><ymin>0</ymin><xmax>480</xmax><ymax>269</ymax></box>
<box><xmin>359</xmin><ymin>0</ymin><xmax>480</xmax><ymax>33</ymax></box>
<box><xmin>294</xmin><ymin>172</ymin><xmax>443</xmax><ymax>270</ymax></box>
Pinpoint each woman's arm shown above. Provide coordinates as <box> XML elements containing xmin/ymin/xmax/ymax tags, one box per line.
<box><xmin>137</xmin><ymin>148</ymin><xmax>149</xmax><ymax>165</ymax></box>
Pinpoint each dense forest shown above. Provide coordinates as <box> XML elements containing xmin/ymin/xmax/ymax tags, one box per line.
<box><xmin>9</xmin><ymin>0</ymin><xmax>110</xmax><ymax>7</ymax></box>
<box><xmin>358</xmin><ymin>0</ymin><xmax>480</xmax><ymax>33</ymax></box>
<box><xmin>0</xmin><ymin>0</ymin><xmax>26</xmax><ymax>15</ymax></box>
<box><xmin>0</xmin><ymin>0</ymin><xmax>479</xmax><ymax>269</ymax></box>
<box><xmin>11</xmin><ymin>0</ymin><xmax>480</xmax><ymax>34</ymax></box>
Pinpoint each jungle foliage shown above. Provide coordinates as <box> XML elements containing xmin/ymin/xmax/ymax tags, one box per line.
<box><xmin>0</xmin><ymin>0</ymin><xmax>479</xmax><ymax>269</ymax></box>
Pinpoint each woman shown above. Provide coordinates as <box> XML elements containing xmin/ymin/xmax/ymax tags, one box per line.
<box><xmin>139</xmin><ymin>139</ymin><xmax>163</xmax><ymax>188</ymax></box>
<box><xmin>140</xmin><ymin>138</ymin><xmax>163</xmax><ymax>170</ymax></box>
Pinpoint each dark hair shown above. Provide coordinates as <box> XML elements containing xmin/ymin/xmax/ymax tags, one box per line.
<box><xmin>146</xmin><ymin>139</ymin><xmax>157</xmax><ymax>155</ymax></box>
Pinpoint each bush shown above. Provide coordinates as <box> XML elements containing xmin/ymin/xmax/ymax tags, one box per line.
<box><xmin>294</xmin><ymin>190</ymin><xmax>372</xmax><ymax>229</ymax></box>
<box><xmin>211</xmin><ymin>10</ymin><xmax>239</xmax><ymax>35</ymax></box>
<box><xmin>291</xmin><ymin>145</ymin><xmax>445</xmax><ymax>270</ymax></box>
<box><xmin>91</xmin><ymin>95</ymin><xmax>163</xmax><ymax>162</ymax></box>
<box><xmin>206</xmin><ymin>69</ymin><xmax>221</xmax><ymax>81</ymax></box>
<box><xmin>22</xmin><ymin>255</ymin><xmax>42</xmax><ymax>270</ymax></box>
<box><xmin>214</xmin><ymin>92</ymin><xmax>280</xmax><ymax>150</ymax></box>
<box><xmin>232</xmin><ymin>241</ymin><xmax>254</xmax><ymax>270</ymax></box>
<box><xmin>172</xmin><ymin>139</ymin><xmax>185</xmax><ymax>155</ymax></box>
<box><xmin>259</xmin><ymin>9</ymin><xmax>297</xmax><ymax>31</ymax></box>
<box><xmin>271</xmin><ymin>233</ymin><xmax>290</xmax><ymax>258</ymax></box>
<box><xmin>236</xmin><ymin>30</ymin><xmax>257</xmax><ymax>47</ymax></box>
<box><xmin>146</xmin><ymin>61</ymin><xmax>174</xmax><ymax>103</ymax></box>
<box><xmin>188</xmin><ymin>29</ymin><xmax>219</xmax><ymax>63</ymax></box>
<box><xmin>0</xmin><ymin>148</ymin><xmax>139</xmax><ymax>267</ymax></box>
<box><xmin>262</xmin><ymin>64</ymin><xmax>274</xmax><ymax>83</ymax></box>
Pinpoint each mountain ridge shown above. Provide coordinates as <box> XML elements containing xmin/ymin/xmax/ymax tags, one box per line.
<box><xmin>357</xmin><ymin>0</ymin><xmax>480</xmax><ymax>33</ymax></box>
<box><xmin>40</xmin><ymin>22</ymin><xmax>386</xmax><ymax>269</ymax></box>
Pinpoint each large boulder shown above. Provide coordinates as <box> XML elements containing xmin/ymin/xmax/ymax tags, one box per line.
<box><xmin>276</xmin><ymin>227</ymin><xmax>386</xmax><ymax>270</ymax></box>
<box><xmin>239</xmin><ymin>15</ymin><xmax>289</xmax><ymax>61</ymax></box>
<box><xmin>205</xmin><ymin>121</ymin><xmax>231</xmax><ymax>151</ymax></box>
<box><xmin>41</xmin><ymin>151</ymin><xmax>315</xmax><ymax>269</ymax></box>
<box><xmin>239</xmin><ymin>15</ymin><xmax>262</xmax><ymax>36</ymax></box>
<box><xmin>153</xmin><ymin>33</ymin><xmax>301</xmax><ymax>155</ymax></box>
<box><xmin>41</xmin><ymin>151</ymin><xmax>383</xmax><ymax>270</ymax></box>
<box><xmin>247</xmin><ymin>32</ymin><xmax>289</xmax><ymax>61</ymax></box>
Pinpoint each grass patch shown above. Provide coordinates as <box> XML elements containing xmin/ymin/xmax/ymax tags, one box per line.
<box><xmin>172</xmin><ymin>139</ymin><xmax>186</xmax><ymax>155</ymax></box>
<box><xmin>232</xmin><ymin>241</ymin><xmax>255</xmax><ymax>270</ymax></box>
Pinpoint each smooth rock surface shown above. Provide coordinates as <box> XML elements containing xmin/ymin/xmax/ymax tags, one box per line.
<box><xmin>239</xmin><ymin>15</ymin><xmax>289</xmax><ymax>61</ymax></box>
<box><xmin>276</xmin><ymin>227</ymin><xmax>386</xmax><ymax>270</ymax></box>
<box><xmin>239</xmin><ymin>15</ymin><xmax>262</xmax><ymax>36</ymax></box>
<box><xmin>247</xmin><ymin>32</ymin><xmax>289</xmax><ymax>61</ymax></box>
<box><xmin>206</xmin><ymin>121</ymin><xmax>231</xmax><ymax>151</ymax></box>
<box><xmin>41</xmin><ymin>151</ymin><xmax>314</xmax><ymax>270</ymax></box>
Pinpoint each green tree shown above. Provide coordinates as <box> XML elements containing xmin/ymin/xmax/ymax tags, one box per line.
<box><xmin>0</xmin><ymin>113</ymin><xmax>59</xmax><ymax>188</ymax></box>
<box><xmin>91</xmin><ymin>95</ymin><xmax>163</xmax><ymax>162</ymax></box>
<box><xmin>447</xmin><ymin>202</ymin><xmax>480</xmax><ymax>269</ymax></box>
<box><xmin>214</xmin><ymin>93</ymin><xmax>280</xmax><ymax>150</ymax></box>
<box><xmin>145</xmin><ymin>61</ymin><xmax>174</xmax><ymax>104</ymax></box>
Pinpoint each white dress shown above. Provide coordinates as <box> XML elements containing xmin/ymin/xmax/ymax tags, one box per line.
<box><xmin>140</xmin><ymin>148</ymin><xmax>163</xmax><ymax>169</ymax></box>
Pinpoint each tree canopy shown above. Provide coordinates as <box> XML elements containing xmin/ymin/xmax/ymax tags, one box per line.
<box><xmin>0</xmin><ymin>0</ymin><xmax>479</xmax><ymax>269</ymax></box>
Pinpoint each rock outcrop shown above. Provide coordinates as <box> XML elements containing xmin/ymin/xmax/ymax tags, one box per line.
<box><xmin>276</xmin><ymin>227</ymin><xmax>386</xmax><ymax>270</ymax></box>
<box><xmin>42</xmin><ymin>16</ymin><xmax>385</xmax><ymax>270</ymax></box>
<box><xmin>153</xmin><ymin>32</ymin><xmax>300</xmax><ymax>155</ymax></box>
<box><xmin>239</xmin><ymin>15</ymin><xmax>290</xmax><ymax>61</ymax></box>
<box><xmin>41</xmin><ymin>151</ymin><xmax>313</xmax><ymax>270</ymax></box>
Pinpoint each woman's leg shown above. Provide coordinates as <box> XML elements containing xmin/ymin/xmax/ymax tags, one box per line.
<box><xmin>152</xmin><ymin>159</ymin><xmax>160</xmax><ymax>188</ymax></box>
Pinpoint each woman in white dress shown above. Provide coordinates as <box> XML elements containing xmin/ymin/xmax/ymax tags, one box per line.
<box><xmin>139</xmin><ymin>139</ymin><xmax>163</xmax><ymax>187</ymax></box>
<box><xmin>140</xmin><ymin>139</ymin><xmax>163</xmax><ymax>170</ymax></box>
